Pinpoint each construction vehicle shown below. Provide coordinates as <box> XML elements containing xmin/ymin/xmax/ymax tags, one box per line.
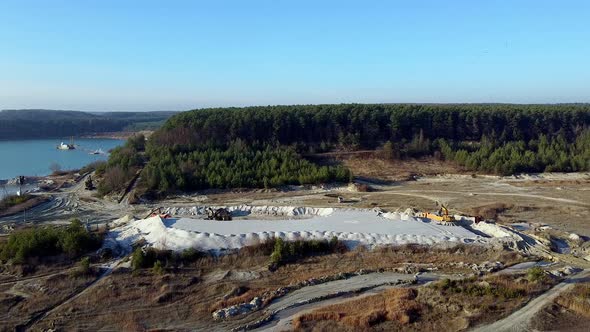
<box><xmin>84</xmin><ymin>176</ymin><xmax>95</xmax><ymax>190</ymax></box>
<box><xmin>206</xmin><ymin>207</ymin><xmax>232</xmax><ymax>221</ymax></box>
<box><xmin>473</xmin><ymin>215</ymin><xmax>484</xmax><ymax>224</ymax></box>
<box><xmin>419</xmin><ymin>204</ymin><xmax>456</xmax><ymax>223</ymax></box>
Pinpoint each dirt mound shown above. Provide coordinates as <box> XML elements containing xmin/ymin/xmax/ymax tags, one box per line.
<box><xmin>469</xmin><ymin>203</ymin><xmax>513</xmax><ymax>220</ymax></box>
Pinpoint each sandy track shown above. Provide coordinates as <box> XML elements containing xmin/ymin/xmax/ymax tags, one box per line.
<box><xmin>22</xmin><ymin>258</ymin><xmax>124</xmax><ymax>331</ymax></box>
<box><xmin>255</xmin><ymin>285</ymin><xmax>396</xmax><ymax>332</ymax></box>
<box><xmin>240</xmin><ymin>272</ymin><xmax>443</xmax><ymax>332</ymax></box>
<box><xmin>380</xmin><ymin>189</ymin><xmax>590</xmax><ymax>207</ymax></box>
<box><xmin>472</xmin><ymin>269</ymin><xmax>590</xmax><ymax>332</ymax></box>
<box><xmin>0</xmin><ymin>174</ymin><xmax>140</xmax><ymax>226</ymax></box>
<box><xmin>0</xmin><ymin>269</ymin><xmax>72</xmax><ymax>286</ymax></box>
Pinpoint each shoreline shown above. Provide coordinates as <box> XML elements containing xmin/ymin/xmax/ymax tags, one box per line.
<box><xmin>81</xmin><ymin>130</ymin><xmax>151</xmax><ymax>140</ymax></box>
<box><xmin>0</xmin><ymin>136</ymin><xmax>126</xmax><ymax>182</ymax></box>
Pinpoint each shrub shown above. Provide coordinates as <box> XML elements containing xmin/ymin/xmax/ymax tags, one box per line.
<box><xmin>526</xmin><ymin>266</ymin><xmax>546</xmax><ymax>283</ymax></box>
<box><xmin>79</xmin><ymin>256</ymin><xmax>91</xmax><ymax>274</ymax></box>
<box><xmin>132</xmin><ymin>247</ymin><xmax>147</xmax><ymax>271</ymax></box>
<box><xmin>270</xmin><ymin>238</ymin><xmax>285</xmax><ymax>265</ymax></box>
<box><xmin>180</xmin><ymin>247</ymin><xmax>203</xmax><ymax>263</ymax></box>
<box><xmin>59</xmin><ymin>219</ymin><xmax>101</xmax><ymax>256</ymax></box>
<box><xmin>80</xmin><ymin>160</ymin><xmax>107</xmax><ymax>175</ymax></box>
<box><xmin>269</xmin><ymin>236</ymin><xmax>347</xmax><ymax>268</ymax></box>
<box><xmin>132</xmin><ymin>247</ymin><xmax>206</xmax><ymax>273</ymax></box>
<box><xmin>239</xmin><ymin>238</ymin><xmax>277</xmax><ymax>257</ymax></box>
<box><xmin>152</xmin><ymin>260</ymin><xmax>164</xmax><ymax>275</ymax></box>
<box><xmin>98</xmin><ymin>165</ymin><xmax>128</xmax><ymax>195</ymax></box>
<box><xmin>71</xmin><ymin>256</ymin><xmax>92</xmax><ymax>277</ymax></box>
<box><xmin>127</xmin><ymin>134</ymin><xmax>146</xmax><ymax>152</ymax></box>
<box><xmin>0</xmin><ymin>219</ymin><xmax>101</xmax><ymax>264</ymax></box>
<box><xmin>431</xmin><ymin>276</ymin><xmax>526</xmax><ymax>299</ymax></box>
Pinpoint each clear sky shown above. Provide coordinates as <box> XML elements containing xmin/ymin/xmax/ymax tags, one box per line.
<box><xmin>0</xmin><ymin>0</ymin><xmax>589</xmax><ymax>111</ymax></box>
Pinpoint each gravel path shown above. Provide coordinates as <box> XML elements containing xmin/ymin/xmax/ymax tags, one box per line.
<box><xmin>243</xmin><ymin>272</ymin><xmax>443</xmax><ymax>331</ymax></box>
<box><xmin>472</xmin><ymin>269</ymin><xmax>590</xmax><ymax>332</ymax></box>
<box><xmin>255</xmin><ymin>284</ymin><xmax>398</xmax><ymax>331</ymax></box>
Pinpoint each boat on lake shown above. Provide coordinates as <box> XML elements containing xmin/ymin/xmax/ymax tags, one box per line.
<box><xmin>89</xmin><ymin>148</ymin><xmax>105</xmax><ymax>155</ymax></box>
<box><xmin>57</xmin><ymin>142</ymin><xmax>75</xmax><ymax>150</ymax></box>
<box><xmin>57</xmin><ymin>137</ymin><xmax>76</xmax><ymax>150</ymax></box>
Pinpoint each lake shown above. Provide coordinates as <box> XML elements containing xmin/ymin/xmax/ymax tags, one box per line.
<box><xmin>0</xmin><ymin>138</ymin><xmax>124</xmax><ymax>180</ymax></box>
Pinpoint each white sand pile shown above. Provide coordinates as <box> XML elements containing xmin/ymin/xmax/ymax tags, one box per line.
<box><xmin>163</xmin><ymin>205</ymin><xmax>334</xmax><ymax>218</ymax></box>
<box><xmin>472</xmin><ymin>222</ymin><xmax>521</xmax><ymax>238</ymax></box>
<box><xmin>105</xmin><ymin>209</ymin><xmax>492</xmax><ymax>253</ymax></box>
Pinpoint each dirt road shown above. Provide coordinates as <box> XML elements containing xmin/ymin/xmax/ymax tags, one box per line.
<box><xmin>472</xmin><ymin>269</ymin><xmax>590</xmax><ymax>332</ymax></box>
<box><xmin>20</xmin><ymin>258</ymin><xmax>124</xmax><ymax>331</ymax></box>
<box><xmin>255</xmin><ymin>284</ymin><xmax>396</xmax><ymax>332</ymax></box>
<box><xmin>239</xmin><ymin>272</ymin><xmax>444</xmax><ymax>332</ymax></box>
<box><xmin>0</xmin><ymin>174</ymin><xmax>146</xmax><ymax>226</ymax></box>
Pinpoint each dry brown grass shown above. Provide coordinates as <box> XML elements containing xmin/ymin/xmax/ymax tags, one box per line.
<box><xmin>112</xmin><ymin>311</ymin><xmax>147</xmax><ymax>331</ymax></box>
<box><xmin>209</xmin><ymin>288</ymin><xmax>265</xmax><ymax>312</ymax></box>
<box><xmin>338</xmin><ymin>156</ymin><xmax>465</xmax><ymax>181</ymax></box>
<box><xmin>530</xmin><ymin>282</ymin><xmax>590</xmax><ymax>331</ymax></box>
<box><xmin>555</xmin><ymin>284</ymin><xmax>590</xmax><ymax>318</ymax></box>
<box><xmin>23</xmin><ymin>243</ymin><xmax>524</xmax><ymax>331</ymax></box>
<box><xmin>291</xmin><ymin>274</ymin><xmax>554</xmax><ymax>332</ymax></box>
<box><xmin>263</xmin><ymin>243</ymin><xmax>522</xmax><ymax>287</ymax></box>
<box><xmin>0</xmin><ymin>271</ymin><xmax>96</xmax><ymax>329</ymax></box>
<box><xmin>293</xmin><ymin>288</ymin><xmax>421</xmax><ymax>330</ymax></box>
<box><xmin>469</xmin><ymin>203</ymin><xmax>513</xmax><ymax>219</ymax></box>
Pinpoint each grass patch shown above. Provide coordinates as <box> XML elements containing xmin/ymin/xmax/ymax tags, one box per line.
<box><xmin>526</xmin><ymin>266</ymin><xmax>547</xmax><ymax>283</ymax></box>
<box><xmin>131</xmin><ymin>247</ymin><xmax>207</xmax><ymax>272</ymax></box>
<box><xmin>555</xmin><ymin>283</ymin><xmax>590</xmax><ymax>318</ymax></box>
<box><xmin>80</xmin><ymin>160</ymin><xmax>107</xmax><ymax>175</ymax></box>
<box><xmin>70</xmin><ymin>256</ymin><xmax>93</xmax><ymax>278</ymax></box>
<box><xmin>269</xmin><ymin>237</ymin><xmax>347</xmax><ymax>270</ymax></box>
<box><xmin>0</xmin><ymin>219</ymin><xmax>102</xmax><ymax>264</ymax></box>
<box><xmin>431</xmin><ymin>277</ymin><xmax>527</xmax><ymax>299</ymax></box>
<box><xmin>0</xmin><ymin>194</ymin><xmax>33</xmax><ymax>211</ymax></box>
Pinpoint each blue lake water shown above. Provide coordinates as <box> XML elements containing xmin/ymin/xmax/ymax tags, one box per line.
<box><xmin>0</xmin><ymin>138</ymin><xmax>124</xmax><ymax>180</ymax></box>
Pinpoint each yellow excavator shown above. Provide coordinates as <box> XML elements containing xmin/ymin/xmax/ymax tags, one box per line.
<box><xmin>419</xmin><ymin>205</ymin><xmax>456</xmax><ymax>223</ymax></box>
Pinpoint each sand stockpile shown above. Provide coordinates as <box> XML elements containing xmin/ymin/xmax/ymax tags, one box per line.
<box><xmin>104</xmin><ymin>208</ymin><xmax>503</xmax><ymax>253</ymax></box>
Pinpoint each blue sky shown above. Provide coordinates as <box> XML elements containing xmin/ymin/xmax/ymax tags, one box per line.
<box><xmin>0</xmin><ymin>0</ymin><xmax>589</xmax><ymax>111</ymax></box>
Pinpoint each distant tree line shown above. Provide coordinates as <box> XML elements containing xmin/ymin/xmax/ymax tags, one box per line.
<box><xmin>153</xmin><ymin>104</ymin><xmax>589</xmax><ymax>150</ymax></box>
<box><xmin>437</xmin><ymin>130</ymin><xmax>590</xmax><ymax>175</ymax></box>
<box><xmin>99</xmin><ymin>104</ymin><xmax>590</xmax><ymax>195</ymax></box>
<box><xmin>0</xmin><ymin>109</ymin><xmax>176</xmax><ymax>139</ymax></box>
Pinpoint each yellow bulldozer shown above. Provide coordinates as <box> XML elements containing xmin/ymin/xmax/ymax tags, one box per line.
<box><xmin>419</xmin><ymin>205</ymin><xmax>456</xmax><ymax>223</ymax></box>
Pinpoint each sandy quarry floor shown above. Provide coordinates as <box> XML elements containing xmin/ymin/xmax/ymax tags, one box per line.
<box><xmin>2</xmin><ymin>170</ymin><xmax>589</xmax><ymax>331</ymax></box>
<box><xmin>3</xmin><ymin>170</ymin><xmax>588</xmax><ymax>238</ymax></box>
<box><xmin>155</xmin><ymin>172</ymin><xmax>590</xmax><ymax>237</ymax></box>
